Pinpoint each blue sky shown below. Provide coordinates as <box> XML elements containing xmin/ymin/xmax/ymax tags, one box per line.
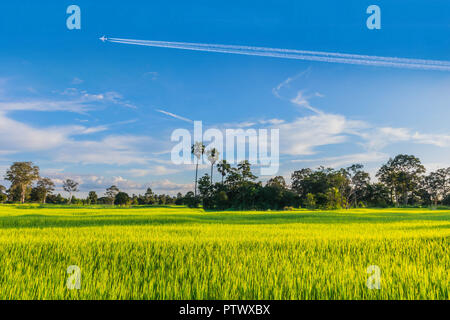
<box><xmin>0</xmin><ymin>0</ymin><xmax>449</xmax><ymax>196</ymax></box>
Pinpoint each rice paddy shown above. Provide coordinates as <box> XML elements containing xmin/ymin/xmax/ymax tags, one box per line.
<box><xmin>0</xmin><ymin>204</ymin><xmax>448</xmax><ymax>299</ymax></box>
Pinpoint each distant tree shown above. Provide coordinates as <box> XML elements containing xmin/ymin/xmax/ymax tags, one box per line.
<box><xmin>206</xmin><ymin>148</ymin><xmax>220</xmax><ymax>185</ymax></box>
<box><xmin>88</xmin><ymin>191</ymin><xmax>98</xmax><ymax>204</ymax></box>
<box><xmin>191</xmin><ymin>142</ymin><xmax>205</xmax><ymax>197</ymax></box>
<box><xmin>36</xmin><ymin>178</ymin><xmax>55</xmax><ymax>203</ymax></box>
<box><xmin>105</xmin><ymin>185</ymin><xmax>120</xmax><ymax>205</ymax></box>
<box><xmin>424</xmin><ymin>168</ymin><xmax>450</xmax><ymax>206</ymax></box>
<box><xmin>114</xmin><ymin>192</ymin><xmax>130</xmax><ymax>206</ymax></box>
<box><xmin>46</xmin><ymin>193</ymin><xmax>65</xmax><ymax>204</ymax></box>
<box><xmin>338</xmin><ymin>164</ymin><xmax>370</xmax><ymax>208</ymax></box>
<box><xmin>346</xmin><ymin>164</ymin><xmax>370</xmax><ymax>208</ymax></box>
<box><xmin>63</xmin><ymin>179</ymin><xmax>79</xmax><ymax>204</ymax></box>
<box><xmin>5</xmin><ymin>162</ymin><xmax>40</xmax><ymax>203</ymax></box>
<box><xmin>144</xmin><ymin>187</ymin><xmax>155</xmax><ymax>204</ymax></box>
<box><xmin>184</xmin><ymin>191</ymin><xmax>200</xmax><ymax>208</ymax></box>
<box><xmin>291</xmin><ymin>167</ymin><xmax>333</xmax><ymax>207</ymax></box>
<box><xmin>175</xmin><ymin>192</ymin><xmax>184</xmax><ymax>205</ymax></box>
<box><xmin>0</xmin><ymin>185</ymin><xmax>7</xmax><ymax>203</ymax></box>
<box><xmin>443</xmin><ymin>193</ymin><xmax>450</xmax><ymax>206</ymax></box>
<box><xmin>305</xmin><ymin>193</ymin><xmax>316</xmax><ymax>209</ymax></box>
<box><xmin>198</xmin><ymin>174</ymin><xmax>212</xmax><ymax>199</ymax></box>
<box><xmin>365</xmin><ymin>183</ymin><xmax>391</xmax><ymax>207</ymax></box>
<box><xmin>217</xmin><ymin>160</ymin><xmax>231</xmax><ymax>184</ymax></box>
<box><xmin>326</xmin><ymin>187</ymin><xmax>342</xmax><ymax>209</ymax></box>
<box><xmin>291</xmin><ymin>168</ymin><xmax>314</xmax><ymax>198</ymax></box>
<box><xmin>266</xmin><ymin>176</ymin><xmax>287</xmax><ymax>189</ymax></box>
<box><xmin>131</xmin><ymin>194</ymin><xmax>139</xmax><ymax>205</ymax></box>
<box><xmin>238</xmin><ymin>160</ymin><xmax>257</xmax><ymax>181</ymax></box>
<box><xmin>377</xmin><ymin>155</ymin><xmax>425</xmax><ymax>206</ymax></box>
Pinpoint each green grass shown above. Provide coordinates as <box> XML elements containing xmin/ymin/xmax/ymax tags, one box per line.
<box><xmin>0</xmin><ymin>204</ymin><xmax>448</xmax><ymax>299</ymax></box>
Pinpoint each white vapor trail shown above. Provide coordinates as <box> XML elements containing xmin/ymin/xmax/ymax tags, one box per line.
<box><xmin>105</xmin><ymin>37</ymin><xmax>450</xmax><ymax>71</ymax></box>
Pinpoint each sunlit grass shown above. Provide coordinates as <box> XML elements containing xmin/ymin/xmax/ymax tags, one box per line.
<box><xmin>0</xmin><ymin>204</ymin><xmax>448</xmax><ymax>299</ymax></box>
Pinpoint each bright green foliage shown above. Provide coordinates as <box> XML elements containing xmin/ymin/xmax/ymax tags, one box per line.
<box><xmin>0</xmin><ymin>205</ymin><xmax>448</xmax><ymax>299</ymax></box>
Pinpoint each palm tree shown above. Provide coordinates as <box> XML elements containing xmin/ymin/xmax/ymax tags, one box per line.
<box><xmin>206</xmin><ymin>148</ymin><xmax>220</xmax><ymax>185</ymax></box>
<box><xmin>217</xmin><ymin>159</ymin><xmax>231</xmax><ymax>185</ymax></box>
<box><xmin>191</xmin><ymin>142</ymin><xmax>205</xmax><ymax>197</ymax></box>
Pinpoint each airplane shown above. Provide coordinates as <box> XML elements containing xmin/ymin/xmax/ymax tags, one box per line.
<box><xmin>99</xmin><ymin>35</ymin><xmax>107</xmax><ymax>42</ymax></box>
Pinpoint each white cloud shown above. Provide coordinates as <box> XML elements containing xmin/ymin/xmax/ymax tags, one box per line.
<box><xmin>54</xmin><ymin>135</ymin><xmax>156</xmax><ymax>165</ymax></box>
<box><xmin>362</xmin><ymin>127</ymin><xmax>450</xmax><ymax>150</ymax></box>
<box><xmin>0</xmin><ymin>112</ymin><xmax>107</xmax><ymax>153</ymax></box>
<box><xmin>275</xmin><ymin>113</ymin><xmax>367</xmax><ymax>156</ymax></box>
<box><xmin>128</xmin><ymin>165</ymin><xmax>181</xmax><ymax>177</ymax></box>
<box><xmin>148</xmin><ymin>179</ymin><xmax>193</xmax><ymax>195</ymax></box>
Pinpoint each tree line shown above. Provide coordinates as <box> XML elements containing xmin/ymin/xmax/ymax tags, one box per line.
<box><xmin>1</xmin><ymin>153</ymin><xmax>449</xmax><ymax>209</ymax></box>
<box><xmin>188</xmin><ymin>145</ymin><xmax>450</xmax><ymax>210</ymax></box>
<box><xmin>0</xmin><ymin>162</ymin><xmax>181</xmax><ymax>206</ymax></box>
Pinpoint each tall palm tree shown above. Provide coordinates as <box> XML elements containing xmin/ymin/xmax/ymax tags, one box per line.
<box><xmin>217</xmin><ymin>159</ymin><xmax>231</xmax><ymax>185</ymax></box>
<box><xmin>191</xmin><ymin>142</ymin><xmax>205</xmax><ymax>197</ymax></box>
<box><xmin>206</xmin><ymin>148</ymin><xmax>220</xmax><ymax>185</ymax></box>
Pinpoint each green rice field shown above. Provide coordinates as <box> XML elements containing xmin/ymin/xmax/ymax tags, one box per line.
<box><xmin>0</xmin><ymin>204</ymin><xmax>448</xmax><ymax>299</ymax></box>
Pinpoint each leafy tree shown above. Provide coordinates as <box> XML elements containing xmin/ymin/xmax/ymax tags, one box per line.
<box><xmin>184</xmin><ymin>191</ymin><xmax>201</xmax><ymax>208</ymax></box>
<box><xmin>443</xmin><ymin>193</ymin><xmax>450</xmax><ymax>206</ymax></box>
<box><xmin>88</xmin><ymin>191</ymin><xmax>98</xmax><ymax>204</ymax></box>
<box><xmin>291</xmin><ymin>167</ymin><xmax>334</xmax><ymax>207</ymax></box>
<box><xmin>365</xmin><ymin>183</ymin><xmax>391</xmax><ymax>207</ymax></box>
<box><xmin>114</xmin><ymin>192</ymin><xmax>130</xmax><ymax>206</ymax></box>
<box><xmin>105</xmin><ymin>185</ymin><xmax>120</xmax><ymax>205</ymax></box>
<box><xmin>191</xmin><ymin>142</ymin><xmax>205</xmax><ymax>197</ymax></box>
<box><xmin>144</xmin><ymin>187</ymin><xmax>155</xmax><ymax>204</ymax></box>
<box><xmin>339</xmin><ymin>164</ymin><xmax>370</xmax><ymax>208</ymax></box>
<box><xmin>377</xmin><ymin>155</ymin><xmax>425</xmax><ymax>206</ymax></box>
<box><xmin>0</xmin><ymin>185</ymin><xmax>7</xmax><ymax>203</ymax></box>
<box><xmin>5</xmin><ymin>162</ymin><xmax>40</xmax><ymax>203</ymax></box>
<box><xmin>46</xmin><ymin>193</ymin><xmax>65</xmax><ymax>204</ymax></box>
<box><xmin>198</xmin><ymin>174</ymin><xmax>216</xmax><ymax>209</ymax></box>
<box><xmin>305</xmin><ymin>193</ymin><xmax>316</xmax><ymax>209</ymax></box>
<box><xmin>326</xmin><ymin>187</ymin><xmax>343</xmax><ymax>209</ymax></box>
<box><xmin>157</xmin><ymin>194</ymin><xmax>166</xmax><ymax>205</ymax></box>
<box><xmin>266</xmin><ymin>176</ymin><xmax>287</xmax><ymax>189</ymax></box>
<box><xmin>175</xmin><ymin>192</ymin><xmax>184</xmax><ymax>205</ymax></box>
<box><xmin>217</xmin><ymin>160</ymin><xmax>231</xmax><ymax>184</ymax></box>
<box><xmin>36</xmin><ymin>177</ymin><xmax>55</xmax><ymax>203</ymax></box>
<box><xmin>328</xmin><ymin>170</ymin><xmax>350</xmax><ymax>209</ymax></box>
<box><xmin>63</xmin><ymin>179</ymin><xmax>79</xmax><ymax>204</ymax></box>
<box><xmin>238</xmin><ymin>160</ymin><xmax>257</xmax><ymax>182</ymax></box>
<box><xmin>424</xmin><ymin>168</ymin><xmax>450</xmax><ymax>206</ymax></box>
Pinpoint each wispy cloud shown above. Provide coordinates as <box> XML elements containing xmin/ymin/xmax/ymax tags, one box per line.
<box><xmin>292</xmin><ymin>152</ymin><xmax>388</xmax><ymax>168</ymax></box>
<box><xmin>290</xmin><ymin>91</ymin><xmax>323</xmax><ymax>114</ymax></box>
<box><xmin>71</xmin><ymin>77</ymin><xmax>84</xmax><ymax>85</ymax></box>
<box><xmin>0</xmin><ymin>87</ymin><xmax>137</xmax><ymax>113</ymax></box>
<box><xmin>156</xmin><ymin>109</ymin><xmax>193</xmax><ymax>123</ymax></box>
<box><xmin>143</xmin><ymin>71</ymin><xmax>158</xmax><ymax>80</ymax></box>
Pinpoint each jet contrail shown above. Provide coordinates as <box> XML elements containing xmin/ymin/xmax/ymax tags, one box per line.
<box><xmin>101</xmin><ymin>36</ymin><xmax>450</xmax><ymax>71</ymax></box>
